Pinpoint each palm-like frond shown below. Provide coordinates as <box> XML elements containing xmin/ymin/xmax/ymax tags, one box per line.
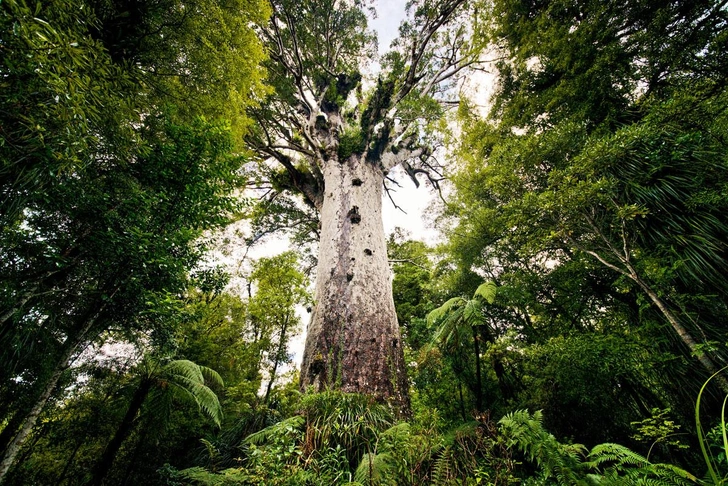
<box><xmin>591</xmin><ymin>120</ymin><xmax>728</xmax><ymax>294</ymax></box>
<box><xmin>463</xmin><ymin>298</ymin><xmax>484</xmax><ymax>325</ymax></box>
<box><xmin>499</xmin><ymin>411</ymin><xmax>697</xmax><ymax>486</ymax></box>
<box><xmin>474</xmin><ymin>281</ymin><xmax>497</xmax><ymax>303</ymax></box>
<box><xmin>200</xmin><ymin>364</ymin><xmax>225</xmax><ymax>389</ymax></box>
<box><xmin>426</xmin><ymin>297</ymin><xmax>464</xmax><ymax>326</ymax></box>
<box><xmin>242</xmin><ymin>415</ymin><xmax>306</xmax><ymax>445</ymax></box>
<box><xmin>428</xmin><ymin>309</ymin><xmax>465</xmax><ymax>348</ymax></box>
<box><xmin>426</xmin><ymin>281</ymin><xmax>498</xmax><ymax>351</ymax></box>
<box><xmin>162</xmin><ymin>360</ymin><xmax>224</xmax><ymax>426</ymax></box>
<box><xmin>378</xmin><ymin>422</ymin><xmax>412</xmax><ymax>444</ymax></box>
<box><xmin>165</xmin><ymin>359</ymin><xmax>205</xmax><ymax>384</ymax></box>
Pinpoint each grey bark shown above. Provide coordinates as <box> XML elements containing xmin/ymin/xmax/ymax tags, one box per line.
<box><xmin>299</xmin><ymin>153</ymin><xmax>410</xmax><ymax>413</ymax></box>
<box><xmin>0</xmin><ymin>337</ymin><xmax>83</xmax><ymax>483</ymax></box>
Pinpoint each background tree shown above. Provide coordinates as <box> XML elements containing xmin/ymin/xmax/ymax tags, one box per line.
<box><xmin>0</xmin><ymin>0</ymin><xmax>268</xmax><ymax>480</ymax></box>
<box><xmin>442</xmin><ymin>0</ymin><xmax>728</xmax><ymax>442</ymax></box>
<box><xmin>248</xmin><ymin>253</ymin><xmax>310</xmax><ymax>404</ymax></box>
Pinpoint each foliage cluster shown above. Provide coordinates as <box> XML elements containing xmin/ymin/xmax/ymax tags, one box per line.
<box><xmin>0</xmin><ymin>0</ymin><xmax>270</xmax><ymax>481</ymax></box>
<box><xmin>164</xmin><ymin>392</ymin><xmax>699</xmax><ymax>486</ymax></box>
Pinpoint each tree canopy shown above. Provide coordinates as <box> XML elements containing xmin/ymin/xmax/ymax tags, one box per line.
<box><xmin>3</xmin><ymin>0</ymin><xmax>728</xmax><ymax>484</ymax></box>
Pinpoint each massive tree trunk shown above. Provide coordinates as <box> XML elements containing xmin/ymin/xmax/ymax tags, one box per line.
<box><xmin>253</xmin><ymin>0</ymin><xmax>475</xmax><ymax>416</ymax></box>
<box><xmin>300</xmin><ymin>154</ymin><xmax>410</xmax><ymax>413</ymax></box>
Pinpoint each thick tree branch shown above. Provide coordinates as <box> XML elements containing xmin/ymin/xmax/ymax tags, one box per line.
<box><xmin>380</xmin><ymin>145</ymin><xmax>425</xmax><ymax>171</ymax></box>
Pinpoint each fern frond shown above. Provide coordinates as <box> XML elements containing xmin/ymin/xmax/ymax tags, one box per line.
<box><xmin>499</xmin><ymin>409</ymin><xmax>583</xmax><ymax>481</ymax></box>
<box><xmin>431</xmin><ymin>446</ymin><xmax>455</xmax><ymax>485</ymax></box>
<box><xmin>585</xmin><ymin>443</ymin><xmax>698</xmax><ymax>486</ymax></box>
<box><xmin>353</xmin><ymin>452</ymin><xmax>396</xmax><ymax>485</ymax></box>
<box><xmin>587</xmin><ymin>443</ymin><xmax>650</xmax><ymax>469</ymax></box>
<box><xmin>474</xmin><ymin>281</ymin><xmax>497</xmax><ymax>303</ymax></box>
<box><xmin>243</xmin><ymin>415</ymin><xmax>305</xmax><ymax>445</ymax></box>
<box><xmin>166</xmin><ymin>359</ymin><xmax>205</xmax><ymax>384</ymax></box>
<box><xmin>199</xmin><ymin>364</ymin><xmax>225</xmax><ymax>389</ymax></box>
<box><xmin>463</xmin><ymin>299</ymin><xmax>485</xmax><ymax>325</ymax></box>
<box><xmin>427</xmin><ymin>297</ymin><xmax>464</xmax><ymax>326</ymax></box>
<box><xmin>168</xmin><ymin>377</ymin><xmax>223</xmax><ymax>426</ymax></box>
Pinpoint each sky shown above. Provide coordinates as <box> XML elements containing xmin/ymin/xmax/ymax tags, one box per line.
<box><xmin>369</xmin><ymin>0</ymin><xmax>408</xmax><ymax>55</ymax></box>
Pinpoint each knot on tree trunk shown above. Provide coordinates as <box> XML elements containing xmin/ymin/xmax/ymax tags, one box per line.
<box><xmin>348</xmin><ymin>206</ymin><xmax>361</xmax><ymax>224</ymax></box>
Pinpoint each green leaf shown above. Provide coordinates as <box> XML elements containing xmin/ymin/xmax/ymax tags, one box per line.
<box><xmin>473</xmin><ymin>281</ymin><xmax>497</xmax><ymax>304</ymax></box>
<box><xmin>426</xmin><ymin>297</ymin><xmax>464</xmax><ymax>325</ymax></box>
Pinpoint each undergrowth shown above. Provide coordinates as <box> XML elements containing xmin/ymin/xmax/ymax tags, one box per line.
<box><xmin>158</xmin><ymin>390</ymin><xmax>705</xmax><ymax>485</ymax></box>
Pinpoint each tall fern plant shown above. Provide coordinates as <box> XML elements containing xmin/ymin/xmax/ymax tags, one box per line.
<box><xmin>499</xmin><ymin>410</ymin><xmax>698</xmax><ymax>486</ymax></box>
<box><xmin>425</xmin><ymin>281</ymin><xmax>497</xmax><ymax>411</ymax></box>
<box><xmin>87</xmin><ymin>357</ymin><xmax>223</xmax><ymax>486</ymax></box>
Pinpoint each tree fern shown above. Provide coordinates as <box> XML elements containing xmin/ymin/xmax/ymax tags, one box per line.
<box><xmin>162</xmin><ymin>360</ymin><xmax>224</xmax><ymax>426</ymax></box>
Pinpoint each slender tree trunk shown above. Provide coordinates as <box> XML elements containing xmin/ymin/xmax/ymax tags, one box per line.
<box><xmin>0</xmin><ymin>293</ymin><xmax>111</xmax><ymax>484</ymax></box>
<box><xmin>55</xmin><ymin>435</ymin><xmax>86</xmax><ymax>486</ymax></box>
<box><xmin>120</xmin><ymin>410</ymin><xmax>152</xmax><ymax>486</ymax></box>
<box><xmin>0</xmin><ymin>413</ymin><xmax>23</xmax><ymax>458</ymax></box>
<box><xmin>458</xmin><ymin>380</ymin><xmax>467</xmax><ymax>422</ymax></box>
<box><xmin>472</xmin><ymin>326</ymin><xmax>483</xmax><ymax>411</ymax></box>
<box><xmin>87</xmin><ymin>380</ymin><xmax>153</xmax><ymax>486</ymax></box>
<box><xmin>264</xmin><ymin>316</ymin><xmax>289</xmax><ymax>403</ymax></box>
<box><xmin>0</xmin><ymin>332</ymin><xmax>87</xmax><ymax>483</ymax></box>
<box><xmin>575</xmin><ymin>225</ymin><xmax>728</xmax><ymax>394</ymax></box>
<box><xmin>631</xmin><ymin>274</ymin><xmax>728</xmax><ymax>393</ymax></box>
<box><xmin>300</xmin><ymin>154</ymin><xmax>410</xmax><ymax>413</ymax></box>
<box><xmin>0</xmin><ymin>290</ymin><xmax>35</xmax><ymax>327</ymax></box>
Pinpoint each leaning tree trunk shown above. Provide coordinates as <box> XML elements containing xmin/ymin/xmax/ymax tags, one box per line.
<box><xmin>0</xmin><ymin>336</ymin><xmax>82</xmax><ymax>483</ymax></box>
<box><xmin>300</xmin><ymin>154</ymin><xmax>410</xmax><ymax>413</ymax></box>
<box><xmin>0</xmin><ymin>320</ymin><xmax>98</xmax><ymax>484</ymax></box>
<box><xmin>87</xmin><ymin>379</ymin><xmax>153</xmax><ymax>486</ymax></box>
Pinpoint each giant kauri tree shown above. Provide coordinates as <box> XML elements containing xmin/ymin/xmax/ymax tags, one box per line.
<box><xmin>248</xmin><ymin>0</ymin><xmax>484</xmax><ymax>411</ymax></box>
